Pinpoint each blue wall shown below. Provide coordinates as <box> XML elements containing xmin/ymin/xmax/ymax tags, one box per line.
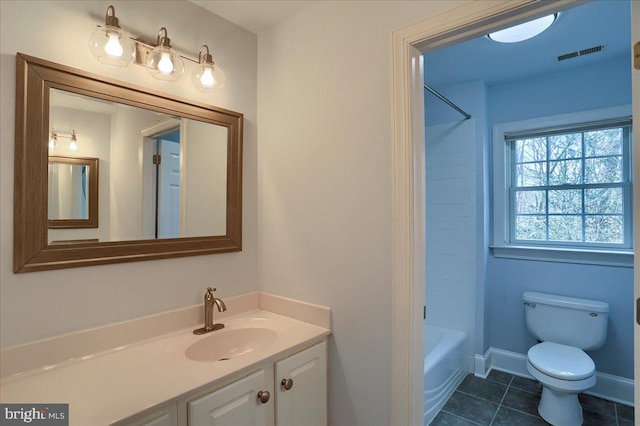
<box><xmin>485</xmin><ymin>55</ymin><xmax>633</xmax><ymax>378</ymax></box>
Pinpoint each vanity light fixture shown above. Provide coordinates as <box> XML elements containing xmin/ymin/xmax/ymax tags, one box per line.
<box><xmin>88</xmin><ymin>5</ymin><xmax>134</xmax><ymax>67</ymax></box>
<box><xmin>145</xmin><ymin>27</ymin><xmax>185</xmax><ymax>82</ymax></box>
<box><xmin>49</xmin><ymin>129</ymin><xmax>79</xmax><ymax>151</ymax></box>
<box><xmin>488</xmin><ymin>13</ymin><xmax>558</xmax><ymax>43</ymax></box>
<box><xmin>89</xmin><ymin>5</ymin><xmax>225</xmax><ymax>91</ymax></box>
<box><xmin>192</xmin><ymin>45</ymin><xmax>226</xmax><ymax>92</ymax></box>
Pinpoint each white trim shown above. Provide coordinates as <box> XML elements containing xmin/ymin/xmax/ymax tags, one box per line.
<box><xmin>491</xmin><ymin>105</ymin><xmax>634</xmax><ymax>263</ymax></box>
<box><xmin>391</xmin><ymin>1</ymin><xmax>580</xmax><ymax>424</ymax></box>
<box><xmin>491</xmin><ymin>245</ymin><xmax>634</xmax><ymax>267</ymax></box>
<box><xmin>476</xmin><ymin>347</ymin><xmax>635</xmax><ymax>407</ymax></box>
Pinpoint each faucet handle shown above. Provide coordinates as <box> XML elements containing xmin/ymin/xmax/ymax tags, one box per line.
<box><xmin>206</xmin><ymin>287</ymin><xmax>217</xmax><ymax>294</ymax></box>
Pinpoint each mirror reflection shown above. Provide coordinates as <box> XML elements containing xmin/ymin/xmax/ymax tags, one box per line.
<box><xmin>48</xmin><ymin>155</ymin><xmax>99</xmax><ymax>233</ymax></box>
<box><xmin>48</xmin><ymin>89</ymin><xmax>228</xmax><ymax>244</ymax></box>
<box><xmin>49</xmin><ymin>162</ymin><xmax>90</xmax><ymax>220</ymax></box>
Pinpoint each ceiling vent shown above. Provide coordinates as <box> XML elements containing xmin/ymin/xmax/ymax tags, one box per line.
<box><xmin>556</xmin><ymin>44</ymin><xmax>606</xmax><ymax>62</ymax></box>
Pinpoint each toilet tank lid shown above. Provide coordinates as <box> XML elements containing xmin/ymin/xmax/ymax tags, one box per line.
<box><xmin>523</xmin><ymin>292</ymin><xmax>609</xmax><ymax>313</ymax></box>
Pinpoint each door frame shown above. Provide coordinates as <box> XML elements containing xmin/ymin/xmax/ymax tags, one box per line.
<box><xmin>388</xmin><ymin>0</ymin><xmax>639</xmax><ymax>424</ymax></box>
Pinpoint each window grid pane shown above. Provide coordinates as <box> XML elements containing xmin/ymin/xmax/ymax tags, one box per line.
<box><xmin>510</xmin><ymin>124</ymin><xmax>630</xmax><ymax>247</ymax></box>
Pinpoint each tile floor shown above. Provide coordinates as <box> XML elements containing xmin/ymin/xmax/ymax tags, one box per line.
<box><xmin>430</xmin><ymin>370</ymin><xmax>635</xmax><ymax>425</ymax></box>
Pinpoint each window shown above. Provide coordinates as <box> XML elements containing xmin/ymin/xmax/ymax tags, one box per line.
<box><xmin>492</xmin><ymin>106</ymin><xmax>633</xmax><ymax>266</ymax></box>
<box><xmin>507</xmin><ymin>119</ymin><xmax>632</xmax><ymax>248</ymax></box>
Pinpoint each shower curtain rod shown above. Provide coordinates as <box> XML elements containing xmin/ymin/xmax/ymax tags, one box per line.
<box><xmin>424</xmin><ymin>84</ymin><xmax>471</xmax><ymax>120</ymax></box>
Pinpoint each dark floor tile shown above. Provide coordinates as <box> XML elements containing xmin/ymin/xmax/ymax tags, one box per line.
<box><xmin>581</xmin><ymin>408</ymin><xmax>617</xmax><ymax>426</ymax></box>
<box><xmin>500</xmin><ymin>387</ymin><xmax>540</xmax><ymax>417</ymax></box>
<box><xmin>456</xmin><ymin>375</ymin><xmax>507</xmax><ymax>404</ymax></box>
<box><xmin>491</xmin><ymin>406</ymin><xmax>548</xmax><ymax>425</ymax></box>
<box><xmin>442</xmin><ymin>391</ymin><xmax>498</xmax><ymax>426</ymax></box>
<box><xmin>429</xmin><ymin>410</ymin><xmax>481</xmax><ymax>426</ymax></box>
<box><xmin>618</xmin><ymin>419</ymin><xmax>634</xmax><ymax>426</ymax></box>
<box><xmin>510</xmin><ymin>376</ymin><xmax>541</xmax><ymax>395</ymax></box>
<box><xmin>616</xmin><ymin>403</ymin><xmax>635</xmax><ymax>422</ymax></box>
<box><xmin>578</xmin><ymin>394</ymin><xmax>616</xmax><ymax>417</ymax></box>
<box><xmin>486</xmin><ymin>370</ymin><xmax>513</xmax><ymax>386</ymax></box>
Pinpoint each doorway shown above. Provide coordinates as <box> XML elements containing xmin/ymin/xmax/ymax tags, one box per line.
<box><xmin>390</xmin><ymin>1</ymin><xmax>640</xmax><ymax>424</ymax></box>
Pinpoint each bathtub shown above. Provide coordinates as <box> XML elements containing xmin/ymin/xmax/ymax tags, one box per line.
<box><xmin>423</xmin><ymin>325</ymin><xmax>467</xmax><ymax>425</ymax></box>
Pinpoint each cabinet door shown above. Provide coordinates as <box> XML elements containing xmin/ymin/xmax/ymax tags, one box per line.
<box><xmin>188</xmin><ymin>369</ymin><xmax>270</xmax><ymax>426</ymax></box>
<box><xmin>275</xmin><ymin>341</ymin><xmax>327</xmax><ymax>426</ymax></box>
<box><xmin>117</xmin><ymin>404</ymin><xmax>177</xmax><ymax>426</ymax></box>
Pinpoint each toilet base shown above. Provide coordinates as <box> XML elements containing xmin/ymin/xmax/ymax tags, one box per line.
<box><xmin>538</xmin><ymin>386</ymin><xmax>583</xmax><ymax>426</ymax></box>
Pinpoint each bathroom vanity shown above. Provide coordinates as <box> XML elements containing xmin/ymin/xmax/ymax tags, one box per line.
<box><xmin>0</xmin><ymin>293</ymin><xmax>331</xmax><ymax>426</ymax></box>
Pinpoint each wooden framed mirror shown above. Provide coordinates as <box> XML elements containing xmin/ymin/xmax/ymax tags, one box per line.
<box><xmin>48</xmin><ymin>155</ymin><xmax>99</xmax><ymax>229</ymax></box>
<box><xmin>14</xmin><ymin>53</ymin><xmax>243</xmax><ymax>273</ymax></box>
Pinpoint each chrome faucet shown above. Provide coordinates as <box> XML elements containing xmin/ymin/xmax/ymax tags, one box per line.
<box><xmin>194</xmin><ymin>287</ymin><xmax>227</xmax><ymax>335</ymax></box>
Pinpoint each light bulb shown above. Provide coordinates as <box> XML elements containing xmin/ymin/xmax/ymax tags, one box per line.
<box><xmin>69</xmin><ymin>140</ymin><xmax>78</xmax><ymax>151</ymax></box>
<box><xmin>104</xmin><ymin>33</ymin><xmax>124</xmax><ymax>57</ymax></box>
<box><xmin>49</xmin><ymin>136</ymin><xmax>56</xmax><ymax>150</ymax></box>
<box><xmin>157</xmin><ymin>53</ymin><xmax>174</xmax><ymax>74</ymax></box>
<box><xmin>200</xmin><ymin>67</ymin><xmax>215</xmax><ymax>87</ymax></box>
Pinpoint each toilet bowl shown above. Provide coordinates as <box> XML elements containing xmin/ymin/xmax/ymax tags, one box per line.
<box><xmin>526</xmin><ymin>342</ymin><xmax>596</xmax><ymax>425</ymax></box>
<box><xmin>523</xmin><ymin>292</ymin><xmax>608</xmax><ymax>426</ymax></box>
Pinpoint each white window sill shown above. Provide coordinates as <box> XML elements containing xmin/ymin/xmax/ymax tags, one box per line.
<box><xmin>490</xmin><ymin>245</ymin><xmax>634</xmax><ymax>267</ymax></box>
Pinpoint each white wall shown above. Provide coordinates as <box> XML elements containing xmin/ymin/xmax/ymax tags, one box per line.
<box><xmin>257</xmin><ymin>2</ymin><xmax>465</xmax><ymax>425</ymax></box>
<box><xmin>183</xmin><ymin>120</ymin><xmax>227</xmax><ymax>237</ymax></box>
<box><xmin>0</xmin><ymin>0</ymin><xmax>258</xmax><ymax>348</ymax></box>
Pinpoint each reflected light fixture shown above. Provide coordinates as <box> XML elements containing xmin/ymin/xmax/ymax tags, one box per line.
<box><xmin>88</xmin><ymin>5</ymin><xmax>134</xmax><ymax>67</ymax></box>
<box><xmin>49</xmin><ymin>129</ymin><xmax>78</xmax><ymax>151</ymax></box>
<box><xmin>89</xmin><ymin>5</ymin><xmax>224</xmax><ymax>92</ymax></box>
<box><xmin>49</xmin><ymin>128</ymin><xmax>57</xmax><ymax>150</ymax></box>
<box><xmin>488</xmin><ymin>14</ymin><xmax>557</xmax><ymax>43</ymax></box>
<box><xmin>144</xmin><ymin>27</ymin><xmax>185</xmax><ymax>82</ymax></box>
<box><xmin>191</xmin><ymin>45</ymin><xmax>225</xmax><ymax>93</ymax></box>
<box><xmin>68</xmin><ymin>130</ymin><xmax>79</xmax><ymax>151</ymax></box>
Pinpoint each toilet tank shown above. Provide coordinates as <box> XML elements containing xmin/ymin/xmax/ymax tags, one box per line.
<box><xmin>523</xmin><ymin>292</ymin><xmax>608</xmax><ymax>351</ymax></box>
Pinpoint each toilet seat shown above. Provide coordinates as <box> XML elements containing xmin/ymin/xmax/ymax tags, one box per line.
<box><xmin>528</xmin><ymin>342</ymin><xmax>595</xmax><ymax>380</ymax></box>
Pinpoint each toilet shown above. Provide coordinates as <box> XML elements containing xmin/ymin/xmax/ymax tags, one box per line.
<box><xmin>523</xmin><ymin>291</ymin><xmax>608</xmax><ymax>426</ymax></box>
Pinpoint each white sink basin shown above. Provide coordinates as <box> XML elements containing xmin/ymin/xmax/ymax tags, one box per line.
<box><xmin>185</xmin><ymin>328</ymin><xmax>278</xmax><ymax>362</ymax></box>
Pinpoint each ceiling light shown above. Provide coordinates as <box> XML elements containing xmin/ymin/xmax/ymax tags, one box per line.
<box><xmin>488</xmin><ymin>14</ymin><xmax>557</xmax><ymax>43</ymax></box>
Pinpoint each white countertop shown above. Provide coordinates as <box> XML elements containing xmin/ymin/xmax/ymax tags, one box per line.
<box><xmin>0</xmin><ymin>309</ymin><xmax>330</xmax><ymax>425</ymax></box>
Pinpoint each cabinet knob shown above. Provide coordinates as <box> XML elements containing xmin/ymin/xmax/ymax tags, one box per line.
<box><xmin>257</xmin><ymin>390</ymin><xmax>270</xmax><ymax>404</ymax></box>
<box><xmin>281</xmin><ymin>378</ymin><xmax>294</xmax><ymax>391</ymax></box>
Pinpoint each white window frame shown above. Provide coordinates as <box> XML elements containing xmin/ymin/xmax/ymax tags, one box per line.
<box><xmin>492</xmin><ymin>105</ymin><xmax>634</xmax><ymax>267</ymax></box>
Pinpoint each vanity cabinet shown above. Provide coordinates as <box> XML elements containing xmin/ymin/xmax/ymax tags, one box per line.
<box><xmin>185</xmin><ymin>341</ymin><xmax>327</xmax><ymax>426</ymax></box>
<box><xmin>188</xmin><ymin>369</ymin><xmax>272</xmax><ymax>426</ymax></box>
<box><xmin>275</xmin><ymin>341</ymin><xmax>327</xmax><ymax>426</ymax></box>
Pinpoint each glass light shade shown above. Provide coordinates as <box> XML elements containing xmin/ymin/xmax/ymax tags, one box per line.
<box><xmin>145</xmin><ymin>46</ymin><xmax>184</xmax><ymax>82</ymax></box>
<box><xmin>48</xmin><ymin>135</ymin><xmax>57</xmax><ymax>150</ymax></box>
<box><xmin>68</xmin><ymin>139</ymin><xmax>78</xmax><ymax>151</ymax></box>
<box><xmin>191</xmin><ymin>63</ymin><xmax>226</xmax><ymax>93</ymax></box>
<box><xmin>89</xmin><ymin>26</ymin><xmax>135</xmax><ymax>67</ymax></box>
<box><xmin>488</xmin><ymin>14</ymin><xmax>557</xmax><ymax>43</ymax></box>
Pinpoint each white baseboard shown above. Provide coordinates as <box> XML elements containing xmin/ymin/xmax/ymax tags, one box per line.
<box><xmin>474</xmin><ymin>347</ymin><xmax>634</xmax><ymax>407</ymax></box>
